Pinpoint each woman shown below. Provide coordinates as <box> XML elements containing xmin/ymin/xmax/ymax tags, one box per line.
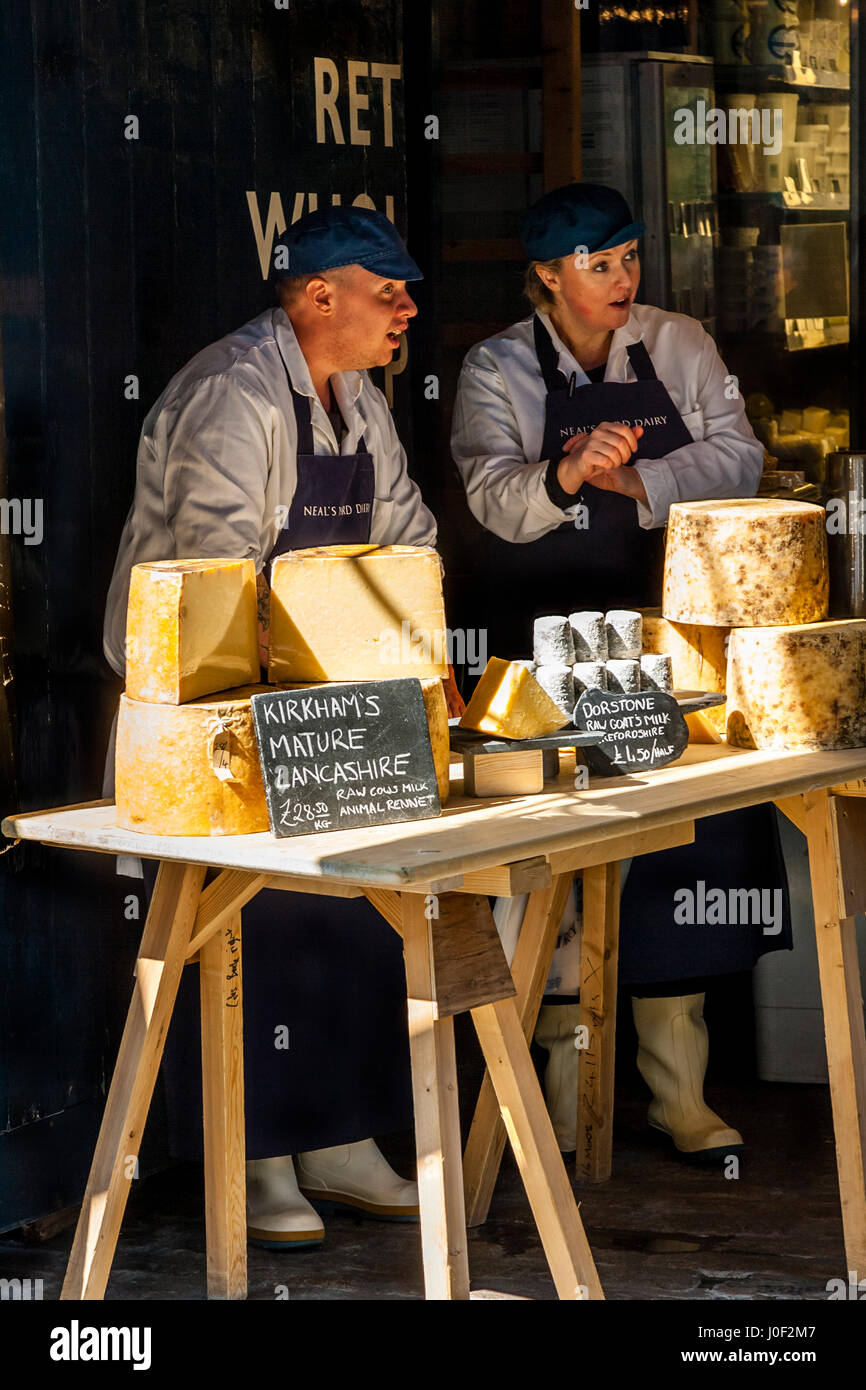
<box><xmin>451</xmin><ymin>183</ymin><xmax>791</xmax><ymax>1161</ymax></box>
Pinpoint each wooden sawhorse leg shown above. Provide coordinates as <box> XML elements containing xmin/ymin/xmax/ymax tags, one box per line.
<box><xmin>575</xmin><ymin>861</ymin><xmax>621</xmax><ymax>1184</ymax></box>
<box><xmin>462</xmin><ymin>875</ymin><xmax>575</xmax><ymax>1226</ymax></box>
<box><xmin>199</xmin><ymin>910</ymin><xmax>246</xmax><ymax>1299</ymax></box>
<box><xmin>399</xmin><ymin>889</ymin><xmax>603</xmax><ymax>1300</ymax></box>
<box><xmin>61</xmin><ymin>862</ymin><xmax>206</xmax><ymax>1299</ymax></box>
<box><xmin>777</xmin><ymin>790</ymin><xmax>866</xmax><ymax>1272</ymax></box>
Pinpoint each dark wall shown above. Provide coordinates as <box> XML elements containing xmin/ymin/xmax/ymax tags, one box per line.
<box><xmin>0</xmin><ymin>0</ymin><xmax>410</xmax><ymax>1229</ymax></box>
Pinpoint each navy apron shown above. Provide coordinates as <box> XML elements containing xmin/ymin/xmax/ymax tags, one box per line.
<box><xmin>477</xmin><ymin>314</ymin><xmax>791</xmax><ymax>985</ymax></box>
<box><xmin>159</xmin><ymin>371</ymin><xmax>414</xmax><ymax>1159</ymax></box>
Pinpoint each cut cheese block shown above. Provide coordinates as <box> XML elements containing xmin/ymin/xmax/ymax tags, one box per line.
<box><xmin>726</xmin><ymin>621</ymin><xmax>866</xmax><ymax>751</ymax></box>
<box><xmin>269</xmin><ymin>544</ymin><xmax>448</xmax><ymax>683</ymax></box>
<box><xmin>126</xmin><ymin>559</ymin><xmax>259</xmax><ymax>704</ymax></box>
<box><xmin>459</xmin><ymin>658</ymin><xmax>570</xmax><ymax>739</ymax></box>
<box><xmin>419</xmin><ymin>677</ymin><xmax>451</xmax><ymax>806</ymax></box>
<box><xmin>116</xmin><ymin>686</ymin><xmax>269</xmax><ymax>835</ymax></box>
<box><xmin>662</xmin><ymin>499</ymin><xmax>828</xmax><ymax>627</ymax></box>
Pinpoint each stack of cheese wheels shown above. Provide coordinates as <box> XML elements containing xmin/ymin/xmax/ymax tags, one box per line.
<box><xmin>270</xmin><ymin>544</ymin><xmax>451</xmax><ymax>802</ymax></box>
<box><xmin>661</xmin><ymin>499</ymin><xmax>866</xmax><ymax>752</ymax></box>
<box><xmin>116</xmin><ymin>548</ymin><xmax>454</xmax><ymax>834</ymax></box>
<box><xmin>116</xmin><ymin>559</ymin><xmax>267</xmax><ymax>835</ymax></box>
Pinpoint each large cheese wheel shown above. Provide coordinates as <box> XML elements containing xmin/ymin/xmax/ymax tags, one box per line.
<box><xmin>641</xmin><ymin>608</ymin><xmax>729</xmax><ymax>735</ymax></box>
<box><xmin>116</xmin><ymin>686</ymin><xmax>269</xmax><ymax>835</ymax></box>
<box><xmin>726</xmin><ymin>621</ymin><xmax>866</xmax><ymax>751</ymax></box>
<box><xmin>126</xmin><ymin>559</ymin><xmax>259</xmax><ymax>704</ymax></box>
<box><xmin>640</xmin><ymin>610</ymin><xmax>728</xmax><ymax>692</ymax></box>
<box><xmin>460</xmin><ymin>658</ymin><xmax>569</xmax><ymax>739</ymax></box>
<box><xmin>269</xmin><ymin>544</ymin><xmax>448</xmax><ymax>683</ymax></box>
<box><xmin>662</xmin><ymin>499</ymin><xmax>828</xmax><ymax>626</ymax></box>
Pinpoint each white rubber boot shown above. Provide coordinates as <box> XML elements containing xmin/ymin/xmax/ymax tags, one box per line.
<box><xmin>632</xmin><ymin>993</ymin><xmax>743</xmax><ymax>1161</ymax></box>
<box><xmin>534</xmin><ymin>1004</ymin><xmax>582</xmax><ymax>1153</ymax></box>
<box><xmin>297</xmin><ymin>1139</ymin><xmax>419</xmax><ymax>1221</ymax></box>
<box><xmin>246</xmin><ymin>1155</ymin><xmax>325</xmax><ymax>1249</ymax></box>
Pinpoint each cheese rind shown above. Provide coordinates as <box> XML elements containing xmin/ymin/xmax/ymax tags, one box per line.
<box><xmin>460</xmin><ymin>658</ymin><xmax>570</xmax><ymax>738</ymax></box>
<box><xmin>662</xmin><ymin>499</ymin><xmax>828</xmax><ymax>627</ymax></box>
<box><xmin>115</xmin><ymin>686</ymin><xmax>269</xmax><ymax>835</ymax></box>
<box><xmin>269</xmin><ymin>544</ymin><xmax>448</xmax><ymax>682</ymax></box>
<box><xmin>419</xmin><ymin>677</ymin><xmax>450</xmax><ymax>805</ymax></box>
<box><xmin>726</xmin><ymin>621</ymin><xmax>866</xmax><ymax>751</ymax></box>
<box><xmin>126</xmin><ymin>559</ymin><xmax>259</xmax><ymax>704</ymax></box>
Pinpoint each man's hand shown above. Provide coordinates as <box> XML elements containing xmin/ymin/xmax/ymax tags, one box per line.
<box><xmin>442</xmin><ymin>665</ymin><xmax>465</xmax><ymax>718</ymax></box>
<box><xmin>556</xmin><ymin>422</ymin><xmax>645</xmax><ymax>500</ymax></box>
<box><xmin>256</xmin><ymin>570</ymin><xmax>270</xmax><ymax>670</ymax></box>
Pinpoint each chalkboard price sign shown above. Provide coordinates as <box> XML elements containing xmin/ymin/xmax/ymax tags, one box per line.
<box><xmin>250</xmin><ymin>680</ymin><xmax>442</xmax><ymax>838</ymax></box>
<box><xmin>572</xmin><ymin>688</ymin><xmax>689</xmax><ymax>776</ymax></box>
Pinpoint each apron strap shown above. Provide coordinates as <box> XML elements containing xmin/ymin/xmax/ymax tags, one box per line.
<box><xmin>625</xmin><ymin>340</ymin><xmax>658</xmax><ymax>382</ymax></box>
<box><xmin>533</xmin><ymin>314</ymin><xmax>570</xmax><ymax>392</ymax></box>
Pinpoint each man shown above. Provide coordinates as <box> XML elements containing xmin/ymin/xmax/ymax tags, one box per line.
<box><xmin>103</xmin><ymin>206</ymin><xmax>443</xmax><ymax>1246</ymax></box>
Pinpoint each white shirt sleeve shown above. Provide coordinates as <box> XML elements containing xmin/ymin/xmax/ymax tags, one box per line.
<box><xmin>450</xmin><ymin>352</ymin><xmax>575</xmax><ymax>544</ymax></box>
<box><xmin>162</xmin><ymin>375</ymin><xmax>273</xmax><ymax>564</ymax></box>
<box><xmin>633</xmin><ymin>330</ymin><xmax>763</xmax><ymax>528</ymax></box>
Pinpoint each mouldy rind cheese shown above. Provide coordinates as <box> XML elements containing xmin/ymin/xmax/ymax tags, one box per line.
<box><xmin>126</xmin><ymin>558</ymin><xmax>259</xmax><ymax>704</ymax></box>
<box><xmin>116</xmin><ymin>686</ymin><xmax>269</xmax><ymax>835</ymax></box>
<box><xmin>726</xmin><ymin>621</ymin><xmax>866</xmax><ymax>751</ymax></box>
<box><xmin>460</xmin><ymin>658</ymin><xmax>569</xmax><ymax>739</ymax></box>
<box><xmin>662</xmin><ymin>499</ymin><xmax>828</xmax><ymax>627</ymax></box>
<box><xmin>269</xmin><ymin>544</ymin><xmax>448</xmax><ymax>683</ymax></box>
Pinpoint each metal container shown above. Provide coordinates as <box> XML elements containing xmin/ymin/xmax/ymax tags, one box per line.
<box><xmin>825</xmin><ymin>452</ymin><xmax>866</xmax><ymax>618</ymax></box>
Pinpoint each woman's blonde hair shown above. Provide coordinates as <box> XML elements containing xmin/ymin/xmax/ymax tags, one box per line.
<box><xmin>523</xmin><ymin>258</ymin><xmax>563</xmax><ymax>309</ymax></box>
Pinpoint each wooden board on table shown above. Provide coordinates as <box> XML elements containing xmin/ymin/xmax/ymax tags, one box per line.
<box><xmin>7</xmin><ymin>744</ymin><xmax>866</xmax><ymax>889</ymax></box>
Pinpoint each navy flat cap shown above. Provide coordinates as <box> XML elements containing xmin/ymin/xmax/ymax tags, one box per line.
<box><xmin>521</xmin><ymin>183</ymin><xmax>645</xmax><ymax>261</ymax></box>
<box><xmin>271</xmin><ymin>205</ymin><xmax>423</xmax><ymax>281</ymax></box>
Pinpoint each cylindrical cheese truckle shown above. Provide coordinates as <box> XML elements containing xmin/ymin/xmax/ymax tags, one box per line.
<box><xmin>116</xmin><ymin>685</ymin><xmax>270</xmax><ymax>835</ymax></box>
<box><xmin>126</xmin><ymin>558</ymin><xmax>260</xmax><ymax>704</ymax></box>
<box><xmin>726</xmin><ymin>620</ymin><xmax>866</xmax><ymax>751</ymax></box>
<box><xmin>640</xmin><ymin>608</ymin><xmax>729</xmax><ymax>735</ymax></box>
<box><xmin>269</xmin><ymin>544</ymin><xmax>449</xmax><ymax>683</ymax></box>
<box><xmin>662</xmin><ymin>499</ymin><xmax>828</xmax><ymax>627</ymax></box>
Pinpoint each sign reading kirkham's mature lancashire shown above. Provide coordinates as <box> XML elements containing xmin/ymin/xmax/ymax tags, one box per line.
<box><xmin>250</xmin><ymin>680</ymin><xmax>441</xmax><ymax>838</ymax></box>
<box><xmin>572</xmin><ymin>688</ymin><xmax>689</xmax><ymax>776</ymax></box>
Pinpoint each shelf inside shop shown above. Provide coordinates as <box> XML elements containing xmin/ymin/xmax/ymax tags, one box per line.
<box><xmin>714</xmin><ymin>65</ymin><xmax>850</xmax><ymax>94</ymax></box>
<box><xmin>718</xmin><ymin>192</ymin><xmax>849</xmax><ymax>213</ymax></box>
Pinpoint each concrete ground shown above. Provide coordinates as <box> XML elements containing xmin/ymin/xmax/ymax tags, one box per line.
<box><xmin>0</xmin><ymin>1078</ymin><xmax>846</xmax><ymax>1302</ymax></box>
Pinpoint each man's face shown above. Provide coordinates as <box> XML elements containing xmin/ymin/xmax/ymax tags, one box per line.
<box><xmin>323</xmin><ymin>265</ymin><xmax>418</xmax><ymax>370</ymax></box>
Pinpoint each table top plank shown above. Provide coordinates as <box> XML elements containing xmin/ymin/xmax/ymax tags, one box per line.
<box><xmin>5</xmin><ymin>744</ymin><xmax>866</xmax><ymax>888</ymax></box>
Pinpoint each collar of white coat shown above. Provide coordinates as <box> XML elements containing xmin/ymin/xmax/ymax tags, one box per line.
<box><xmin>535</xmin><ymin>307</ymin><xmax>644</xmax><ymax>385</ymax></box>
<box><xmin>271</xmin><ymin>306</ymin><xmax>364</xmax><ymax>413</ymax></box>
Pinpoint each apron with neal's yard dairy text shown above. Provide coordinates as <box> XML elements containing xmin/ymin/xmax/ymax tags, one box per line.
<box><xmin>159</xmin><ymin>369</ymin><xmax>413</xmax><ymax>1160</ymax></box>
<box><xmin>471</xmin><ymin>314</ymin><xmax>694</xmax><ymax>661</ymax></box>
<box><xmin>469</xmin><ymin>314</ymin><xmax>792</xmax><ymax>986</ymax></box>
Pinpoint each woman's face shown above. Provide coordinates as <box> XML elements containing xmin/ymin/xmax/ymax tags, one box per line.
<box><xmin>541</xmin><ymin>239</ymin><xmax>641</xmax><ymax>333</ymax></box>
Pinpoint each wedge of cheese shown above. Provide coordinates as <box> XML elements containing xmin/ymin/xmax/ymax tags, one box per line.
<box><xmin>269</xmin><ymin>544</ymin><xmax>448</xmax><ymax>683</ymax></box>
<box><xmin>115</xmin><ymin>685</ymin><xmax>269</xmax><ymax>835</ymax></box>
<box><xmin>126</xmin><ymin>558</ymin><xmax>259</xmax><ymax>704</ymax></box>
<box><xmin>460</xmin><ymin>658</ymin><xmax>570</xmax><ymax>739</ymax></box>
<box><xmin>662</xmin><ymin>499</ymin><xmax>828</xmax><ymax>627</ymax></box>
<box><xmin>726</xmin><ymin>620</ymin><xmax>866</xmax><ymax>751</ymax></box>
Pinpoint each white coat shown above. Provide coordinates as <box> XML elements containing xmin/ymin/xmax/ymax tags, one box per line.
<box><xmin>103</xmin><ymin>306</ymin><xmax>436</xmax><ymax>679</ymax></box>
<box><xmin>450</xmin><ymin>303</ymin><xmax>763</xmax><ymax>542</ymax></box>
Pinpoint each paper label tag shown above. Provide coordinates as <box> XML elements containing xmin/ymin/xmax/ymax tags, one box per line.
<box><xmin>208</xmin><ymin>728</ymin><xmax>238</xmax><ymax>783</ymax></box>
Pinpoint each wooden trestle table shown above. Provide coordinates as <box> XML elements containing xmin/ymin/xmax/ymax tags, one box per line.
<box><xmin>4</xmin><ymin>740</ymin><xmax>866</xmax><ymax>1300</ymax></box>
